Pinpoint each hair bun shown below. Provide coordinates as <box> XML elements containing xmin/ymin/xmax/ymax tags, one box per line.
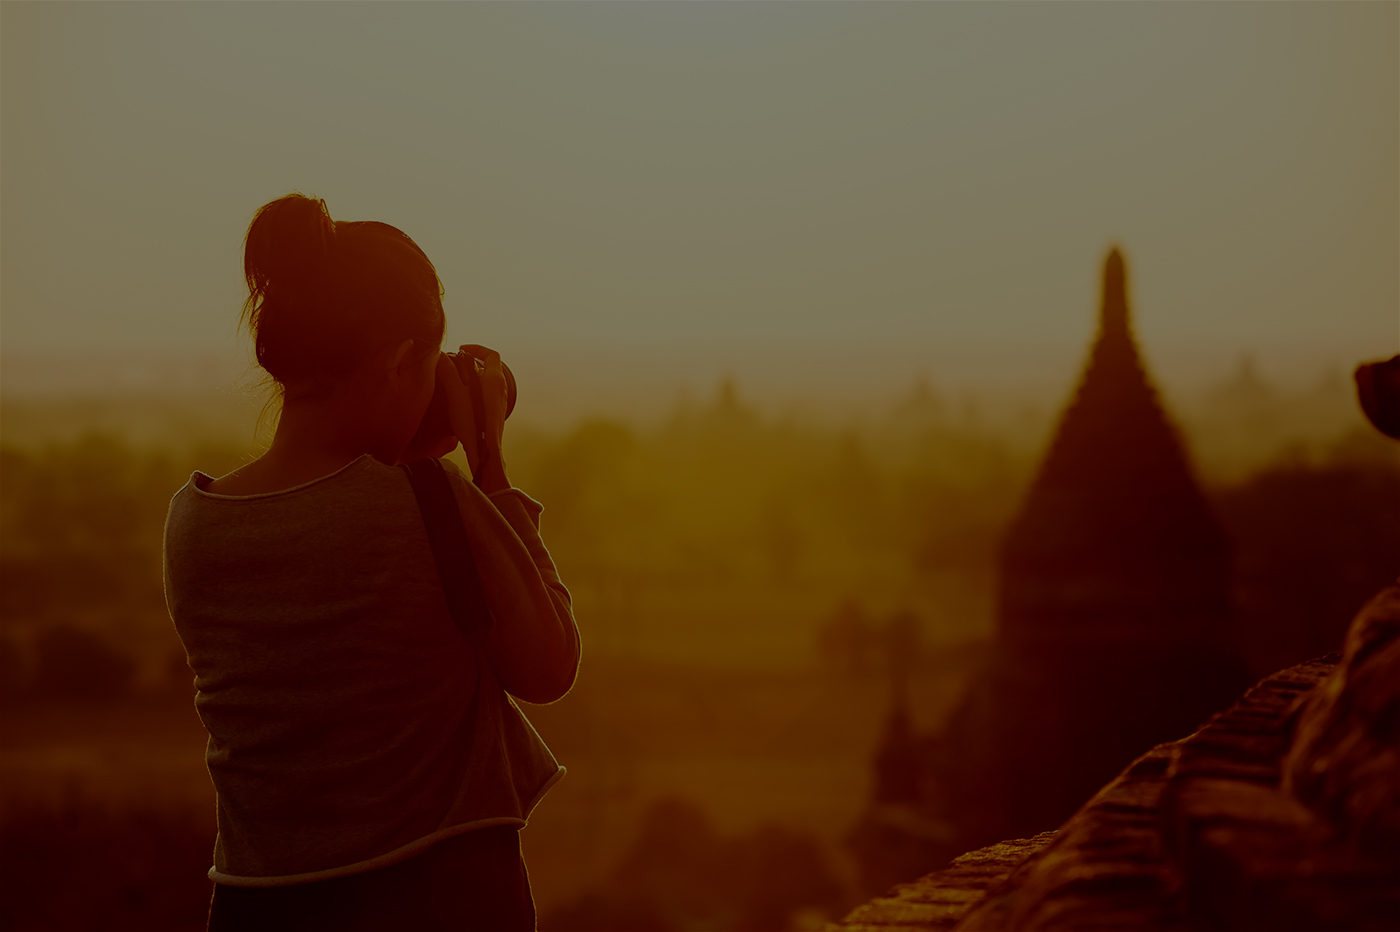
<box><xmin>243</xmin><ymin>193</ymin><xmax>336</xmax><ymax>301</ymax></box>
<box><xmin>240</xmin><ymin>192</ymin><xmax>445</xmax><ymax>389</ymax></box>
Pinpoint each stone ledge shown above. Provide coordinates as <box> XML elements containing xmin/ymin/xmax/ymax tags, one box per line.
<box><xmin>834</xmin><ymin>833</ymin><xmax>1056</xmax><ymax>932</ymax></box>
<box><xmin>833</xmin><ymin>655</ymin><xmax>1354</xmax><ymax>931</ymax></box>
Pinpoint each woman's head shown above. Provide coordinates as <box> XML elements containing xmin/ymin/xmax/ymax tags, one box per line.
<box><xmin>242</xmin><ymin>194</ymin><xmax>445</xmax><ymax>392</ymax></box>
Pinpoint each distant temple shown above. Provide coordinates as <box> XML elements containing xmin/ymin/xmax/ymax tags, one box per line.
<box><xmin>1001</xmin><ymin>247</ymin><xmax>1233</xmax><ymax>652</ymax></box>
<box><xmin>848</xmin><ymin>248</ymin><xmax>1250</xmax><ymax>895</ymax></box>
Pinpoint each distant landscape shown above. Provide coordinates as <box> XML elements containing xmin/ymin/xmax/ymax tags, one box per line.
<box><xmin>2</xmin><ymin>353</ymin><xmax>1395</xmax><ymax>928</ymax></box>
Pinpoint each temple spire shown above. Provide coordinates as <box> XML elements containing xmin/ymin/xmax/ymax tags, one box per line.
<box><xmin>1100</xmin><ymin>247</ymin><xmax>1129</xmax><ymax>338</ymax></box>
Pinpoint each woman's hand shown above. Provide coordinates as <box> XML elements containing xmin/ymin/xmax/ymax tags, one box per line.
<box><xmin>440</xmin><ymin>345</ymin><xmax>511</xmax><ymax>494</ymax></box>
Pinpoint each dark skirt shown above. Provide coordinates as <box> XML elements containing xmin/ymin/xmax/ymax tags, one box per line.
<box><xmin>207</xmin><ymin>825</ymin><xmax>535</xmax><ymax>932</ymax></box>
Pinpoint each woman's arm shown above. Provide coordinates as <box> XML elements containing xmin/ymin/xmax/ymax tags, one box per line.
<box><xmin>432</xmin><ymin>345</ymin><xmax>580</xmax><ymax>703</ymax></box>
<box><xmin>443</xmin><ymin>462</ymin><xmax>580</xmax><ymax>704</ymax></box>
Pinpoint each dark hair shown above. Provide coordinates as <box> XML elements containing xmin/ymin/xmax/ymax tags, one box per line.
<box><xmin>242</xmin><ymin>194</ymin><xmax>445</xmax><ymax>388</ymax></box>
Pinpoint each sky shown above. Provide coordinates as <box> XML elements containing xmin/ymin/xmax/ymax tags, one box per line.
<box><xmin>2</xmin><ymin>2</ymin><xmax>1396</xmax><ymax>411</ymax></box>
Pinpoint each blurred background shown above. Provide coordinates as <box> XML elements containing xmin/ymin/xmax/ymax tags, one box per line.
<box><xmin>1</xmin><ymin>4</ymin><xmax>1396</xmax><ymax>931</ymax></box>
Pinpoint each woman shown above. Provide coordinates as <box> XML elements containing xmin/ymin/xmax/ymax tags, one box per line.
<box><xmin>164</xmin><ymin>194</ymin><xmax>580</xmax><ymax>931</ymax></box>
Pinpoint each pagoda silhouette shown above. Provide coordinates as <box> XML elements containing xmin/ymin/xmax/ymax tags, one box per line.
<box><xmin>848</xmin><ymin>248</ymin><xmax>1250</xmax><ymax>890</ymax></box>
<box><xmin>1001</xmin><ymin>247</ymin><xmax>1232</xmax><ymax>652</ymax></box>
<box><xmin>949</xmin><ymin>245</ymin><xmax>1249</xmax><ymax>845</ymax></box>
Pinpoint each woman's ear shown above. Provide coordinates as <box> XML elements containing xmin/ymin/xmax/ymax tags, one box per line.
<box><xmin>383</xmin><ymin>338</ymin><xmax>417</xmax><ymax>391</ymax></box>
<box><xmin>389</xmin><ymin>338</ymin><xmax>415</xmax><ymax>369</ymax></box>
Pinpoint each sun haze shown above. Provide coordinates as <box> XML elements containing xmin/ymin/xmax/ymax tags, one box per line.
<box><xmin>1</xmin><ymin>3</ymin><xmax>1394</xmax><ymax>412</ymax></box>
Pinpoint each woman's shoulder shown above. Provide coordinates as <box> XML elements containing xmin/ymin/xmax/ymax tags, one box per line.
<box><xmin>436</xmin><ymin>457</ymin><xmax>494</xmax><ymax>508</ymax></box>
<box><xmin>436</xmin><ymin>459</ymin><xmax>541</xmax><ymax>516</ymax></box>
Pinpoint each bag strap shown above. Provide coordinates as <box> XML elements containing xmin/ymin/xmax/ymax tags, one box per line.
<box><xmin>402</xmin><ymin>457</ymin><xmax>494</xmax><ymax>640</ymax></box>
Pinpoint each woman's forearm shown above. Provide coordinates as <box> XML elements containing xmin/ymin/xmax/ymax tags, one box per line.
<box><xmin>448</xmin><ymin>466</ymin><xmax>580</xmax><ymax>703</ymax></box>
<box><xmin>480</xmin><ymin>488</ymin><xmax>579</xmax><ymax>703</ymax></box>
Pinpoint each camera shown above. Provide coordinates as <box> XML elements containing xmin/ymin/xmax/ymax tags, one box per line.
<box><xmin>411</xmin><ymin>350</ymin><xmax>517</xmax><ymax>448</ymax></box>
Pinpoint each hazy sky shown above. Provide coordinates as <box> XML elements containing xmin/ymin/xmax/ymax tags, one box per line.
<box><xmin>2</xmin><ymin>2</ymin><xmax>1396</xmax><ymax>401</ymax></box>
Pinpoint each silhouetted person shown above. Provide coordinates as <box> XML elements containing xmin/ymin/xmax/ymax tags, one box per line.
<box><xmin>1283</xmin><ymin>354</ymin><xmax>1400</xmax><ymax>857</ymax></box>
<box><xmin>1355</xmin><ymin>355</ymin><xmax>1400</xmax><ymax>440</ymax></box>
<box><xmin>164</xmin><ymin>194</ymin><xmax>580</xmax><ymax>931</ymax></box>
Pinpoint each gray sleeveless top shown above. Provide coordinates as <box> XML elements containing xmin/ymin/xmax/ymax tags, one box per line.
<box><xmin>163</xmin><ymin>455</ymin><xmax>573</xmax><ymax>887</ymax></box>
